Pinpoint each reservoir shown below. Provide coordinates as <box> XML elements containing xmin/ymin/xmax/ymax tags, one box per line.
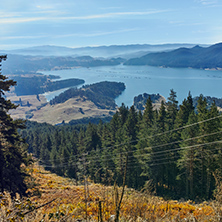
<box><xmin>41</xmin><ymin>65</ymin><xmax>222</xmax><ymax>107</ymax></box>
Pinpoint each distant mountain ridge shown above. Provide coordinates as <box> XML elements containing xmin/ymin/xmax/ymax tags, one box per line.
<box><xmin>2</xmin><ymin>54</ymin><xmax>125</xmax><ymax>74</ymax></box>
<box><xmin>0</xmin><ymin>43</ymin><xmax>201</xmax><ymax>59</ymax></box>
<box><xmin>124</xmin><ymin>42</ymin><xmax>222</xmax><ymax>69</ymax></box>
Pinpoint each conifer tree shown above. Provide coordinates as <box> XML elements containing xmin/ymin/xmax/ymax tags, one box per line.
<box><xmin>164</xmin><ymin>89</ymin><xmax>179</xmax><ymax>192</ymax></box>
<box><xmin>196</xmin><ymin>94</ymin><xmax>213</xmax><ymax>198</ymax></box>
<box><xmin>100</xmin><ymin>124</ymin><xmax>115</xmax><ymax>184</ymax></box>
<box><xmin>148</xmin><ymin>100</ymin><xmax>168</xmax><ymax>194</ymax></box>
<box><xmin>177</xmin><ymin>111</ymin><xmax>199</xmax><ymax>199</ymax></box>
<box><xmin>122</xmin><ymin>106</ymin><xmax>140</xmax><ymax>188</ymax></box>
<box><xmin>136</xmin><ymin>97</ymin><xmax>155</xmax><ymax>185</ymax></box>
<box><xmin>0</xmin><ymin>55</ymin><xmax>29</xmax><ymax>196</ymax></box>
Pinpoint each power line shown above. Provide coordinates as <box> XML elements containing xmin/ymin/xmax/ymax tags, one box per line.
<box><xmin>39</xmin><ymin>139</ymin><xmax>222</xmax><ymax>170</ymax></box>
<box><xmin>39</xmin><ymin>129</ymin><xmax>222</xmax><ymax>167</ymax></box>
<box><xmin>37</xmin><ymin>115</ymin><xmax>222</xmax><ymax>164</ymax></box>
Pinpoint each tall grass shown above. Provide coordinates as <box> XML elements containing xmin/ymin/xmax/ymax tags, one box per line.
<box><xmin>1</xmin><ymin>164</ymin><xmax>222</xmax><ymax>221</ymax></box>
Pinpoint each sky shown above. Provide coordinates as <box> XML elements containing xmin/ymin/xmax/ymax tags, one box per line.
<box><xmin>0</xmin><ymin>0</ymin><xmax>222</xmax><ymax>50</ymax></box>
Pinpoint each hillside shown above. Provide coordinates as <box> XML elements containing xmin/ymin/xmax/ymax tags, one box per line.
<box><xmin>8</xmin><ymin>81</ymin><xmax>125</xmax><ymax>124</ymax></box>
<box><xmin>30</xmin><ymin>97</ymin><xmax>115</xmax><ymax>125</ymax></box>
<box><xmin>50</xmin><ymin>81</ymin><xmax>126</xmax><ymax>110</ymax></box>
<box><xmin>124</xmin><ymin>42</ymin><xmax>222</xmax><ymax>69</ymax></box>
<box><xmin>11</xmin><ymin>75</ymin><xmax>84</xmax><ymax>96</ymax></box>
<box><xmin>1</xmin><ymin>164</ymin><xmax>220</xmax><ymax>221</ymax></box>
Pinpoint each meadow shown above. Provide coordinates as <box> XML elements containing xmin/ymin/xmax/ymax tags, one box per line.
<box><xmin>1</xmin><ymin>164</ymin><xmax>222</xmax><ymax>222</ymax></box>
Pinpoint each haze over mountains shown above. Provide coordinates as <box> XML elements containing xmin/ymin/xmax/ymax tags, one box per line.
<box><xmin>125</xmin><ymin>43</ymin><xmax>222</xmax><ymax>69</ymax></box>
<box><xmin>3</xmin><ymin>43</ymin><xmax>220</xmax><ymax>75</ymax></box>
<box><xmin>1</xmin><ymin>43</ymin><xmax>201</xmax><ymax>59</ymax></box>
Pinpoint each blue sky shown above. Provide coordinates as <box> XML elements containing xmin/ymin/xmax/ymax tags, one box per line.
<box><xmin>0</xmin><ymin>0</ymin><xmax>222</xmax><ymax>49</ymax></box>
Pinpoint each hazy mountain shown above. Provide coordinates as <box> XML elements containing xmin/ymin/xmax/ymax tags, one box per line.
<box><xmin>0</xmin><ymin>43</ymin><xmax>201</xmax><ymax>59</ymax></box>
<box><xmin>2</xmin><ymin>54</ymin><xmax>125</xmax><ymax>74</ymax></box>
<box><xmin>124</xmin><ymin>43</ymin><xmax>222</xmax><ymax>69</ymax></box>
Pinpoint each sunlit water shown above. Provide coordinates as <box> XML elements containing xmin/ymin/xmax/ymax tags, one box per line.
<box><xmin>41</xmin><ymin>64</ymin><xmax>222</xmax><ymax>107</ymax></box>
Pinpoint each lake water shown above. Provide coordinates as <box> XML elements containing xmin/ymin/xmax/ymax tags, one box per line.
<box><xmin>41</xmin><ymin>65</ymin><xmax>222</xmax><ymax>107</ymax></box>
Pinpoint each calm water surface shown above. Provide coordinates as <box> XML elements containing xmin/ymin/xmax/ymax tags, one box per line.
<box><xmin>41</xmin><ymin>65</ymin><xmax>222</xmax><ymax>107</ymax></box>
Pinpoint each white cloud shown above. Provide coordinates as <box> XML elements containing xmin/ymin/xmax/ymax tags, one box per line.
<box><xmin>53</xmin><ymin>28</ymin><xmax>140</xmax><ymax>38</ymax></box>
<box><xmin>0</xmin><ymin>28</ymin><xmax>140</xmax><ymax>41</ymax></box>
<box><xmin>197</xmin><ymin>0</ymin><xmax>218</xmax><ymax>5</ymax></box>
<box><xmin>0</xmin><ymin>35</ymin><xmax>49</xmax><ymax>40</ymax></box>
<box><xmin>0</xmin><ymin>9</ymin><xmax>169</xmax><ymax>25</ymax></box>
<box><xmin>0</xmin><ymin>17</ymin><xmax>47</xmax><ymax>24</ymax></box>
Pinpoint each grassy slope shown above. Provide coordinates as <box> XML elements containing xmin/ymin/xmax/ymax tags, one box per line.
<box><xmin>1</xmin><ymin>164</ymin><xmax>221</xmax><ymax>221</ymax></box>
<box><xmin>7</xmin><ymin>95</ymin><xmax>114</xmax><ymax>125</ymax></box>
<box><xmin>7</xmin><ymin>94</ymin><xmax>47</xmax><ymax>120</ymax></box>
<box><xmin>31</xmin><ymin>96</ymin><xmax>113</xmax><ymax>125</ymax></box>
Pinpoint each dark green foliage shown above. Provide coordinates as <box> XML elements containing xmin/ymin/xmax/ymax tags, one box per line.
<box><xmin>124</xmin><ymin>43</ymin><xmax>222</xmax><ymax>69</ymax></box>
<box><xmin>50</xmin><ymin>81</ymin><xmax>125</xmax><ymax>110</ymax></box>
<box><xmin>13</xmin><ymin>75</ymin><xmax>84</xmax><ymax>96</ymax></box>
<box><xmin>21</xmin><ymin>89</ymin><xmax>222</xmax><ymax>200</ymax></box>
<box><xmin>68</xmin><ymin>116</ymin><xmax>113</xmax><ymax>125</ymax></box>
<box><xmin>193</xmin><ymin>95</ymin><xmax>222</xmax><ymax>110</ymax></box>
<box><xmin>0</xmin><ymin>55</ymin><xmax>30</xmax><ymax>196</ymax></box>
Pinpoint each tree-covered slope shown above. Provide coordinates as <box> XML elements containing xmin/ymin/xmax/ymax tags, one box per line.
<box><xmin>50</xmin><ymin>81</ymin><xmax>126</xmax><ymax>110</ymax></box>
<box><xmin>21</xmin><ymin>90</ymin><xmax>222</xmax><ymax>201</ymax></box>
<box><xmin>124</xmin><ymin>43</ymin><xmax>222</xmax><ymax>69</ymax></box>
<box><xmin>13</xmin><ymin>75</ymin><xmax>84</xmax><ymax>96</ymax></box>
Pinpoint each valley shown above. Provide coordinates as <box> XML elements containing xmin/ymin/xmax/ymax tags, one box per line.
<box><xmin>2</xmin><ymin>1</ymin><xmax>222</xmax><ymax>220</ymax></box>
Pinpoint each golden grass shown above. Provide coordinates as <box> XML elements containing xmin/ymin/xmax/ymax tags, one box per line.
<box><xmin>30</xmin><ymin>97</ymin><xmax>114</xmax><ymax>125</ymax></box>
<box><xmin>1</xmin><ymin>164</ymin><xmax>222</xmax><ymax>221</ymax></box>
<box><xmin>7</xmin><ymin>94</ymin><xmax>114</xmax><ymax>125</ymax></box>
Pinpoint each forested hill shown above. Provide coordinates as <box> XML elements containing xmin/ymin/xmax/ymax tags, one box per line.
<box><xmin>13</xmin><ymin>75</ymin><xmax>84</xmax><ymax>96</ymax></box>
<box><xmin>21</xmin><ymin>91</ymin><xmax>222</xmax><ymax>201</ymax></box>
<box><xmin>50</xmin><ymin>81</ymin><xmax>126</xmax><ymax>110</ymax></box>
<box><xmin>124</xmin><ymin>42</ymin><xmax>222</xmax><ymax>69</ymax></box>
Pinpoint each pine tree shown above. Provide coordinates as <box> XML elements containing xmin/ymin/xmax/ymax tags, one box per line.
<box><xmin>148</xmin><ymin>100</ymin><xmax>168</xmax><ymax>194</ymax></box>
<box><xmin>204</xmin><ymin>101</ymin><xmax>221</xmax><ymax>198</ymax></box>
<box><xmin>175</xmin><ymin>91</ymin><xmax>194</xmax><ymax>128</ymax></box>
<box><xmin>196</xmin><ymin>95</ymin><xmax>211</xmax><ymax>198</ymax></box>
<box><xmin>0</xmin><ymin>55</ymin><xmax>29</xmax><ymax>196</ymax></box>
<box><xmin>177</xmin><ymin>111</ymin><xmax>199</xmax><ymax>199</ymax></box>
<box><xmin>167</xmin><ymin>89</ymin><xmax>178</xmax><ymax>129</ymax></box>
<box><xmin>164</xmin><ymin>89</ymin><xmax>179</xmax><ymax>193</ymax></box>
<box><xmin>100</xmin><ymin>124</ymin><xmax>115</xmax><ymax>184</ymax></box>
<box><xmin>136</xmin><ymin>97</ymin><xmax>155</xmax><ymax>187</ymax></box>
<box><xmin>122</xmin><ymin>106</ymin><xmax>141</xmax><ymax>188</ymax></box>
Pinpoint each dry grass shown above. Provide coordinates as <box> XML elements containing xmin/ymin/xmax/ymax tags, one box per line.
<box><xmin>1</xmin><ymin>164</ymin><xmax>222</xmax><ymax>221</ymax></box>
<box><xmin>7</xmin><ymin>95</ymin><xmax>47</xmax><ymax>120</ymax></box>
<box><xmin>6</xmin><ymin>95</ymin><xmax>114</xmax><ymax>125</ymax></box>
<box><xmin>30</xmin><ymin>97</ymin><xmax>114</xmax><ymax>125</ymax></box>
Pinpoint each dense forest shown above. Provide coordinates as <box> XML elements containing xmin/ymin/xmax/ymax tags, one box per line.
<box><xmin>50</xmin><ymin>81</ymin><xmax>126</xmax><ymax>110</ymax></box>
<box><xmin>13</xmin><ymin>75</ymin><xmax>84</xmax><ymax>96</ymax></box>
<box><xmin>21</xmin><ymin>90</ymin><xmax>222</xmax><ymax>200</ymax></box>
